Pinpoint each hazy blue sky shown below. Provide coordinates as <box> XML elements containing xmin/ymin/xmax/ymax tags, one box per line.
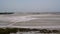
<box><xmin>0</xmin><ymin>0</ymin><xmax>60</xmax><ymax>12</ymax></box>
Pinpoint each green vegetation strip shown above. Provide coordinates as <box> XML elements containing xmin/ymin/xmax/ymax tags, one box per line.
<box><xmin>0</xmin><ymin>28</ymin><xmax>60</xmax><ymax>34</ymax></box>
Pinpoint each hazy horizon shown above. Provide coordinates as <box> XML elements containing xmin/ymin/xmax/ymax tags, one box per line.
<box><xmin>0</xmin><ymin>0</ymin><xmax>60</xmax><ymax>12</ymax></box>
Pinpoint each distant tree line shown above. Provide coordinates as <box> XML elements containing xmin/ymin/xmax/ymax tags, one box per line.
<box><xmin>27</xmin><ymin>12</ymin><xmax>60</xmax><ymax>15</ymax></box>
<box><xmin>0</xmin><ymin>12</ymin><xmax>14</xmax><ymax>15</ymax></box>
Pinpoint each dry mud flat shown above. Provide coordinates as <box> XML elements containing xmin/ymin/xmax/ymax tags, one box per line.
<box><xmin>11</xmin><ymin>14</ymin><xmax>60</xmax><ymax>29</ymax></box>
<box><xmin>0</xmin><ymin>14</ymin><xmax>60</xmax><ymax>29</ymax></box>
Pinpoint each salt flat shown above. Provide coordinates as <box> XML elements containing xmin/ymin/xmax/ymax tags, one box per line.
<box><xmin>0</xmin><ymin>14</ymin><xmax>60</xmax><ymax>29</ymax></box>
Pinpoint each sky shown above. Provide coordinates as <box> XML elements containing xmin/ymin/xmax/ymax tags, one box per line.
<box><xmin>0</xmin><ymin>0</ymin><xmax>60</xmax><ymax>12</ymax></box>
